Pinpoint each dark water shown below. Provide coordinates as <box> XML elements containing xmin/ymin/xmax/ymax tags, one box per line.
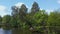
<box><xmin>0</xmin><ymin>28</ymin><xmax>11</xmax><ymax>34</ymax></box>
<box><xmin>0</xmin><ymin>28</ymin><xmax>32</xmax><ymax>34</ymax></box>
<box><xmin>0</xmin><ymin>28</ymin><xmax>22</xmax><ymax>34</ymax></box>
<box><xmin>0</xmin><ymin>28</ymin><xmax>40</xmax><ymax>34</ymax></box>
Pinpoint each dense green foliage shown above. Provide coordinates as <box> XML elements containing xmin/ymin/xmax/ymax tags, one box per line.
<box><xmin>0</xmin><ymin>2</ymin><xmax>60</xmax><ymax>34</ymax></box>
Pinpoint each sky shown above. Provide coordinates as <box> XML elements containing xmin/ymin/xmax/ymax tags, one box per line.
<box><xmin>0</xmin><ymin>0</ymin><xmax>60</xmax><ymax>17</ymax></box>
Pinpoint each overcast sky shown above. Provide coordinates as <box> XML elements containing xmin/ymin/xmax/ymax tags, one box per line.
<box><xmin>0</xmin><ymin>0</ymin><xmax>60</xmax><ymax>17</ymax></box>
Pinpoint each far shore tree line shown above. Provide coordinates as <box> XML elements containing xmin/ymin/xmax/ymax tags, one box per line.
<box><xmin>0</xmin><ymin>1</ymin><xmax>60</xmax><ymax>34</ymax></box>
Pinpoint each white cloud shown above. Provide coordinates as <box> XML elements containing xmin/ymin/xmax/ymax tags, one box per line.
<box><xmin>15</xmin><ymin>2</ymin><xmax>28</xmax><ymax>8</ymax></box>
<box><xmin>40</xmin><ymin>8</ymin><xmax>43</xmax><ymax>10</ymax></box>
<box><xmin>15</xmin><ymin>2</ymin><xmax>24</xmax><ymax>8</ymax></box>
<box><xmin>57</xmin><ymin>0</ymin><xmax>60</xmax><ymax>4</ymax></box>
<box><xmin>0</xmin><ymin>5</ymin><xmax>6</xmax><ymax>11</ymax></box>
<box><xmin>40</xmin><ymin>8</ymin><xmax>53</xmax><ymax>14</ymax></box>
<box><xmin>0</xmin><ymin>5</ymin><xmax>7</xmax><ymax>17</ymax></box>
<box><xmin>46</xmin><ymin>9</ymin><xmax>53</xmax><ymax>14</ymax></box>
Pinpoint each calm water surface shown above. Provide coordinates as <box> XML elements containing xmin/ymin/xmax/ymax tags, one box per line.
<box><xmin>0</xmin><ymin>28</ymin><xmax>11</xmax><ymax>34</ymax></box>
<box><xmin>0</xmin><ymin>28</ymin><xmax>27</xmax><ymax>34</ymax></box>
<box><xmin>0</xmin><ymin>28</ymin><xmax>38</xmax><ymax>34</ymax></box>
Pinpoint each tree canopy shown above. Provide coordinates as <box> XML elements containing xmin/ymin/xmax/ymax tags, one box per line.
<box><xmin>0</xmin><ymin>1</ymin><xmax>60</xmax><ymax>34</ymax></box>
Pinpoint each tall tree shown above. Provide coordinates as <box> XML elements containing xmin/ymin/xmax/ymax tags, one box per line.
<box><xmin>0</xmin><ymin>16</ymin><xmax>2</xmax><ymax>23</ymax></box>
<box><xmin>11</xmin><ymin>6</ymin><xmax>18</xmax><ymax>15</ymax></box>
<box><xmin>11</xmin><ymin>4</ymin><xmax>28</xmax><ymax>28</ymax></box>
<box><xmin>18</xmin><ymin>4</ymin><xmax>28</xmax><ymax>21</ymax></box>
<box><xmin>0</xmin><ymin>16</ymin><xmax>2</xmax><ymax>26</ymax></box>
<box><xmin>31</xmin><ymin>2</ymin><xmax>40</xmax><ymax>14</ymax></box>
<box><xmin>11</xmin><ymin>6</ymin><xmax>19</xmax><ymax>27</ymax></box>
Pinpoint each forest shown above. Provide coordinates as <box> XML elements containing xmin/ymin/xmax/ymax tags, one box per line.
<box><xmin>0</xmin><ymin>2</ymin><xmax>60</xmax><ymax>34</ymax></box>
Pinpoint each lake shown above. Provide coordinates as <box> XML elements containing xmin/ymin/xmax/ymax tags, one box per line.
<box><xmin>0</xmin><ymin>28</ymin><xmax>41</xmax><ymax>34</ymax></box>
<box><xmin>0</xmin><ymin>28</ymin><xmax>11</xmax><ymax>34</ymax></box>
<box><xmin>0</xmin><ymin>28</ymin><xmax>22</xmax><ymax>34</ymax></box>
<box><xmin>0</xmin><ymin>28</ymin><xmax>32</xmax><ymax>34</ymax></box>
